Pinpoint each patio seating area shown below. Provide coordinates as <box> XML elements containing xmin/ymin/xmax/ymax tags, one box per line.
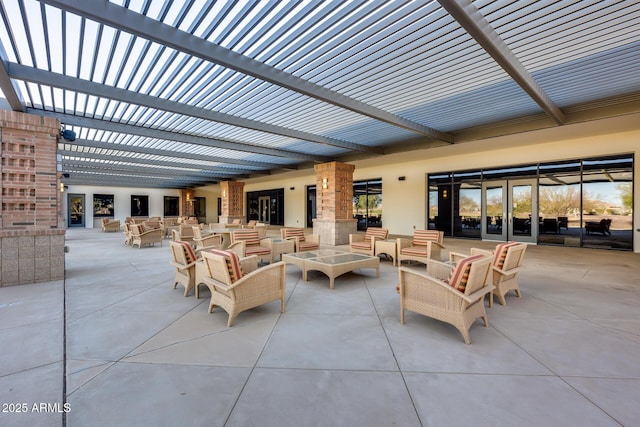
<box><xmin>1</xmin><ymin>228</ymin><xmax>640</xmax><ymax>426</ymax></box>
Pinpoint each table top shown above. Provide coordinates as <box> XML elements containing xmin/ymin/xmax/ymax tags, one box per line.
<box><xmin>306</xmin><ymin>253</ymin><xmax>378</xmax><ymax>266</ymax></box>
<box><xmin>282</xmin><ymin>249</ymin><xmax>345</xmax><ymax>260</ymax></box>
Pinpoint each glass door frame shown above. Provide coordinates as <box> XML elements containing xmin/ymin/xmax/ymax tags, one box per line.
<box><xmin>481</xmin><ymin>179</ymin><xmax>538</xmax><ymax>243</ymax></box>
<box><xmin>67</xmin><ymin>193</ymin><xmax>85</xmax><ymax>227</ymax></box>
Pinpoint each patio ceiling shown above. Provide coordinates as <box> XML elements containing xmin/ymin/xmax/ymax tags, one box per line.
<box><xmin>1</xmin><ymin>0</ymin><xmax>639</xmax><ymax>189</ymax></box>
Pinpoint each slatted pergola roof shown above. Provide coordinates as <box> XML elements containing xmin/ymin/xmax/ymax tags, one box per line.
<box><xmin>1</xmin><ymin>0</ymin><xmax>639</xmax><ymax>188</ymax></box>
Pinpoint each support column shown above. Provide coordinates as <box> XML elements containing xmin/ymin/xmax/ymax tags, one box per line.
<box><xmin>313</xmin><ymin>161</ymin><xmax>357</xmax><ymax>245</ymax></box>
<box><xmin>179</xmin><ymin>189</ymin><xmax>195</xmax><ymax>218</ymax></box>
<box><xmin>219</xmin><ymin>181</ymin><xmax>245</xmax><ymax>224</ymax></box>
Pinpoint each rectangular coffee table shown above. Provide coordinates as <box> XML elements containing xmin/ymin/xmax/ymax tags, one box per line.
<box><xmin>283</xmin><ymin>250</ymin><xmax>380</xmax><ymax>289</ymax></box>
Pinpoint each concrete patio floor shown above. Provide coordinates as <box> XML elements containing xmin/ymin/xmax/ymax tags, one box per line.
<box><xmin>1</xmin><ymin>227</ymin><xmax>639</xmax><ymax>427</ymax></box>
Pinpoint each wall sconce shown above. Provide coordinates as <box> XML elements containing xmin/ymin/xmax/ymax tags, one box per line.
<box><xmin>59</xmin><ymin>182</ymin><xmax>65</xmax><ymax>193</ymax></box>
<box><xmin>222</xmin><ymin>189</ymin><xmax>227</xmax><ymax>198</ymax></box>
<box><xmin>322</xmin><ymin>178</ymin><xmax>328</xmax><ymax>189</ymax></box>
<box><xmin>442</xmin><ymin>189</ymin><xmax>448</xmax><ymax>199</ymax></box>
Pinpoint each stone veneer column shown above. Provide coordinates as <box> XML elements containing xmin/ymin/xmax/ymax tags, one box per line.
<box><xmin>219</xmin><ymin>181</ymin><xmax>245</xmax><ymax>224</ymax></box>
<box><xmin>1</xmin><ymin>110</ymin><xmax>65</xmax><ymax>286</ymax></box>
<box><xmin>179</xmin><ymin>189</ymin><xmax>195</xmax><ymax>218</ymax></box>
<box><xmin>312</xmin><ymin>161</ymin><xmax>357</xmax><ymax>245</ymax></box>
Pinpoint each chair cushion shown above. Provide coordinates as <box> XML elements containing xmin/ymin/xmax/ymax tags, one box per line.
<box><xmin>209</xmin><ymin>249</ymin><xmax>243</xmax><ymax>283</ymax></box>
<box><xmin>400</xmin><ymin>246</ymin><xmax>427</xmax><ymax>256</ymax></box>
<box><xmin>298</xmin><ymin>241</ymin><xmax>319</xmax><ymax>250</ymax></box>
<box><xmin>232</xmin><ymin>230</ymin><xmax>261</xmax><ymax>246</ymax></box>
<box><xmin>178</xmin><ymin>241</ymin><xmax>197</xmax><ymax>264</ymax></box>
<box><xmin>412</xmin><ymin>230</ymin><xmax>440</xmax><ymax>246</ymax></box>
<box><xmin>245</xmin><ymin>246</ymin><xmax>271</xmax><ymax>256</ymax></box>
<box><xmin>364</xmin><ymin>228</ymin><xmax>388</xmax><ymax>242</ymax></box>
<box><xmin>494</xmin><ymin>242</ymin><xmax>520</xmax><ymax>269</ymax></box>
<box><xmin>351</xmin><ymin>241</ymin><xmax>372</xmax><ymax>250</ymax></box>
<box><xmin>283</xmin><ymin>228</ymin><xmax>305</xmax><ymax>242</ymax></box>
<box><xmin>448</xmin><ymin>254</ymin><xmax>485</xmax><ymax>292</ymax></box>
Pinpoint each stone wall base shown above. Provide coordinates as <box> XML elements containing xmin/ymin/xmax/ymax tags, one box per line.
<box><xmin>1</xmin><ymin>230</ymin><xmax>66</xmax><ymax>286</ymax></box>
<box><xmin>313</xmin><ymin>218</ymin><xmax>357</xmax><ymax>246</ymax></box>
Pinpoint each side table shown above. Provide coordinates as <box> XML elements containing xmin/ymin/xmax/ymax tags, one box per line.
<box><xmin>375</xmin><ymin>239</ymin><xmax>397</xmax><ymax>266</ymax></box>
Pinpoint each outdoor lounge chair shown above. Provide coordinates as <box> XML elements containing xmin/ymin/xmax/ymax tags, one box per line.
<box><xmin>192</xmin><ymin>226</ymin><xmax>222</xmax><ymax>251</ymax></box>
<box><xmin>123</xmin><ymin>222</ymin><xmax>133</xmax><ymax>245</ymax></box>
<box><xmin>585</xmin><ymin>218</ymin><xmax>612</xmax><ymax>235</ymax></box>
<box><xmin>349</xmin><ymin>228</ymin><xmax>389</xmax><ymax>256</ymax></box>
<box><xmin>130</xmin><ymin>223</ymin><xmax>163</xmax><ymax>248</ymax></box>
<box><xmin>397</xmin><ymin>230</ymin><xmax>444</xmax><ymax>266</ymax></box>
<box><xmin>228</xmin><ymin>229</ymin><xmax>272</xmax><ymax>263</ymax></box>
<box><xmin>398</xmin><ymin>255</ymin><xmax>494</xmax><ymax>344</ymax></box>
<box><xmin>450</xmin><ymin>242</ymin><xmax>527</xmax><ymax>306</ymax></box>
<box><xmin>200</xmin><ymin>249</ymin><xmax>286</xmax><ymax>326</ymax></box>
<box><xmin>281</xmin><ymin>227</ymin><xmax>320</xmax><ymax>252</ymax></box>
<box><xmin>101</xmin><ymin>218</ymin><xmax>120</xmax><ymax>232</ymax></box>
<box><xmin>169</xmin><ymin>241</ymin><xmax>199</xmax><ymax>297</ymax></box>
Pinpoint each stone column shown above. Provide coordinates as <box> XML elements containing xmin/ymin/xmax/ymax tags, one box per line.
<box><xmin>312</xmin><ymin>161</ymin><xmax>357</xmax><ymax>245</ymax></box>
<box><xmin>179</xmin><ymin>189</ymin><xmax>195</xmax><ymax>218</ymax></box>
<box><xmin>0</xmin><ymin>110</ymin><xmax>65</xmax><ymax>286</ymax></box>
<box><xmin>219</xmin><ymin>181</ymin><xmax>245</xmax><ymax>224</ymax></box>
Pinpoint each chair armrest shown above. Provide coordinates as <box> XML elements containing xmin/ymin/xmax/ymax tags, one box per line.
<box><xmin>492</xmin><ymin>265</ymin><xmax>525</xmax><ymax>276</ymax></box>
<box><xmin>461</xmin><ymin>284</ymin><xmax>495</xmax><ymax>304</ymax></box>
<box><xmin>169</xmin><ymin>260</ymin><xmax>197</xmax><ymax>270</ymax></box>
<box><xmin>227</xmin><ymin>241</ymin><xmax>245</xmax><ymax>257</ymax></box>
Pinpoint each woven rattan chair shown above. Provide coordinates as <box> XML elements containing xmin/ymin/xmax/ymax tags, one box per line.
<box><xmin>171</xmin><ymin>224</ymin><xmax>195</xmax><ymax>245</ymax></box>
<box><xmin>130</xmin><ymin>223</ymin><xmax>163</xmax><ymax>248</ymax></box>
<box><xmin>228</xmin><ymin>229</ymin><xmax>272</xmax><ymax>263</ymax></box>
<box><xmin>123</xmin><ymin>222</ymin><xmax>133</xmax><ymax>245</ymax></box>
<box><xmin>398</xmin><ymin>255</ymin><xmax>494</xmax><ymax>344</ymax></box>
<box><xmin>349</xmin><ymin>228</ymin><xmax>389</xmax><ymax>256</ymax></box>
<box><xmin>281</xmin><ymin>227</ymin><xmax>320</xmax><ymax>252</ymax></box>
<box><xmin>397</xmin><ymin>230</ymin><xmax>444</xmax><ymax>266</ymax></box>
<box><xmin>169</xmin><ymin>241</ymin><xmax>199</xmax><ymax>297</ymax></box>
<box><xmin>201</xmin><ymin>249</ymin><xmax>286</xmax><ymax>326</ymax></box>
<box><xmin>192</xmin><ymin>226</ymin><xmax>222</xmax><ymax>251</ymax></box>
<box><xmin>101</xmin><ymin>218</ymin><xmax>120</xmax><ymax>232</ymax></box>
<box><xmin>450</xmin><ymin>242</ymin><xmax>527</xmax><ymax>307</ymax></box>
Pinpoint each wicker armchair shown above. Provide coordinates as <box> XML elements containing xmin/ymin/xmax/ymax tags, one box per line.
<box><xmin>398</xmin><ymin>255</ymin><xmax>494</xmax><ymax>344</ymax></box>
<box><xmin>171</xmin><ymin>224</ymin><xmax>195</xmax><ymax>245</ymax></box>
<box><xmin>101</xmin><ymin>218</ymin><xmax>120</xmax><ymax>232</ymax></box>
<box><xmin>123</xmin><ymin>222</ymin><xmax>133</xmax><ymax>245</ymax></box>
<box><xmin>228</xmin><ymin>229</ymin><xmax>272</xmax><ymax>263</ymax></box>
<box><xmin>397</xmin><ymin>230</ymin><xmax>444</xmax><ymax>266</ymax></box>
<box><xmin>450</xmin><ymin>242</ymin><xmax>527</xmax><ymax>307</ymax></box>
<box><xmin>201</xmin><ymin>249</ymin><xmax>286</xmax><ymax>326</ymax></box>
<box><xmin>281</xmin><ymin>227</ymin><xmax>320</xmax><ymax>252</ymax></box>
<box><xmin>192</xmin><ymin>226</ymin><xmax>222</xmax><ymax>251</ymax></box>
<box><xmin>169</xmin><ymin>241</ymin><xmax>199</xmax><ymax>297</ymax></box>
<box><xmin>349</xmin><ymin>228</ymin><xmax>389</xmax><ymax>256</ymax></box>
<box><xmin>130</xmin><ymin>224</ymin><xmax>163</xmax><ymax>248</ymax></box>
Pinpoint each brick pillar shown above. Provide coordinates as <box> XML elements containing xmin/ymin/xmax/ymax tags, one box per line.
<box><xmin>313</xmin><ymin>161</ymin><xmax>357</xmax><ymax>245</ymax></box>
<box><xmin>219</xmin><ymin>181</ymin><xmax>245</xmax><ymax>224</ymax></box>
<box><xmin>179</xmin><ymin>189</ymin><xmax>195</xmax><ymax>218</ymax></box>
<box><xmin>1</xmin><ymin>110</ymin><xmax>65</xmax><ymax>286</ymax></box>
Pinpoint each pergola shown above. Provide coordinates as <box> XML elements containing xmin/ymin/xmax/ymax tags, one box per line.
<box><xmin>1</xmin><ymin>0</ymin><xmax>639</xmax><ymax>188</ymax></box>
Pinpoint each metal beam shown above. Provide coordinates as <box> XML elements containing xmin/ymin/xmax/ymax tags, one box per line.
<box><xmin>438</xmin><ymin>0</ymin><xmax>565</xmax><ymax>125</ymax></box>
<box><xmin>59</xmin><ymin>149</ymin><xmax>252</xmax><ymax>176</ymax></box>
<box><xmin>0</xmin><ymin>43</ymin><xmax>24</xmax><ymax>111</ymax></box>
<box><xmin>30</xmin><ymin>109</ymin><xmax>329</xmax><ymax>162</ymax></box>
<box><xmin>64</xmin><ymin>138</ymin><xmax>280</xmax><ymax>170</ymax></box>
<box><xmin>10</xmin><ymin>63</ymin><xmax>381</xmax><ymax>154</ymax></box>
<box><xmin>62</xmin><ymin>174</ymin><xmax>195</xmax><ymax>188</ymax></box>
<box><xmin>61</xmin><ymin>163</ymin><xmax>225</xmax><ymax>184</ymax></box>
<box><xmin>37</xmin><ymin>0</ymin><xmax>454</xmax><ymax>143</ymax></box>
